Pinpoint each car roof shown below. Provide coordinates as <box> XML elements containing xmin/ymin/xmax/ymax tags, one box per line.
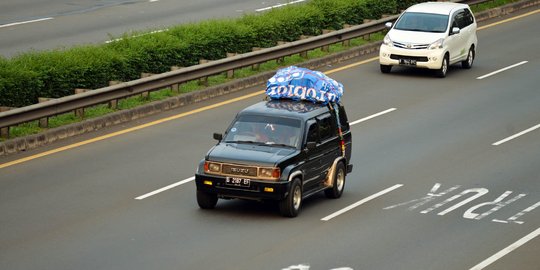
<box><xmin>239</xmin><ymin>99</ymin><xmax>330</xmax><ymax>121</ymax></box>
<box><xmin>405</xmin><ymin>2</ymin><xmax>469</xmax><ymax>15</ymax></box>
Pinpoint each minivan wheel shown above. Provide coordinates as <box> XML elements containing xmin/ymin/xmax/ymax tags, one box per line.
<box><xmin>380</xmin><ymin>64</ymin><xmax>392</xmax><ymax>74</ymax></box>
<box><xmin>436</xmin><ymin>55</ymin><xmax>449</xmax><ymax>78</ymax></box>
<box><xmin>279</xmin><ymin>178</ymin><xmax>302</xmax><ymax>217</ymax></box>
<box><xmin>197</xmin><ymin>190</ymin><xmax>218</xmax><ymax>209</ymax></box>
<box><xmin>462</xmin><ymin>47</ymin><xmax>475</xmax><ymax>69</ymax></box>
<box><xmin>325</xmin><ymin>162</ymin><xmax>346</xmax><ymax>199</ymax></box>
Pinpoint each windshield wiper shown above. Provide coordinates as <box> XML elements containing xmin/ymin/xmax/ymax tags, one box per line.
<box><xmin>265</xmin><ymin>143</ymin><xmax>296</xmax><ymax>148</ymax></box>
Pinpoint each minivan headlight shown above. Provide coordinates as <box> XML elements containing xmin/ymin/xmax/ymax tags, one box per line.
<box><xmin>383</xmin><ymin>35</ymin><xmax>393</xmax><ymax>47</ymax></box>
<box><xmin>429</xmin><ymin>38</ymin><xmax>444</xmax><ymax>50</ymax></box>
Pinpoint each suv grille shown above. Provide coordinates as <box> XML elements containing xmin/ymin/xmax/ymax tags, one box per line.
<box><xmin>222</xmin><ymin>164</ymin><xmax>257</xmax><ymax>177</ymax></box>
<box><xmin>393</xmin><ymin>42</ymin><xmax>429</xmax><ymax>50</ymax></box>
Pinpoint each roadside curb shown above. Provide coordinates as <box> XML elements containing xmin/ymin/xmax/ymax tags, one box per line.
<box><xmin>0</xmin><ymin>0</ymin><xmax>537</xmax><ymax>158</ymax></box>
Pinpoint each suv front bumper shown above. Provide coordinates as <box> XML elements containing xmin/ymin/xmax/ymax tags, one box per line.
<box><xmin>195</xmin><ymin>173</ymin><xmax>291</xmax><ymax>201</ymax></box>
<box><xmin>379</xmin><ymin>44</ymin><xmax>445</xmax><ymax>70</ymax></box>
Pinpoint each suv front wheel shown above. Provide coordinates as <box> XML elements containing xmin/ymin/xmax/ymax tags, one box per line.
<box><xmin>197</xmin><ymin>190</ymin><xmax>218</xmax><ymax>209</ymax></box>
<box><xmin>279</xmin><ymin>178</ymin><xmax>302</xmax><ymax>217</ymax></box>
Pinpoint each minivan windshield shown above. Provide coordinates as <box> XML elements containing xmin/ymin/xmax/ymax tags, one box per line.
<box><xmin>224</xmin><ymin>115</ymin><xmax>301</xmax><ymax>148</ymax></box>
<box><xmin>394</xmin><ymin>12</ymin><xmax>449</xmax><ymax>33</ymax></box>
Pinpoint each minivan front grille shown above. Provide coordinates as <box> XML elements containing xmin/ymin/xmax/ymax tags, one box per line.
<box><xmin>393</xmin><ymin>42</ymin><xmax>429</xmax><ymax>50</ymax></box>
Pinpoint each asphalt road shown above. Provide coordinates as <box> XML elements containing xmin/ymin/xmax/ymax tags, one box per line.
<box><xmin>0</xmin><ymin>9</ymin><xmax>539</xmax><ymax>270</ymax></box>
<box><xmin>0</xmin><ymin>0</ymin><xmax>305</xmax><ymax>57</ymax></box>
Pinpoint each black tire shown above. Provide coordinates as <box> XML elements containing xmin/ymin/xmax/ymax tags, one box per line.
<box><xmin>380</xmin><ymin>64</ymin><xmax>392</xmax><ymax>74</ymax></box>
<box><xmin>325</xmin><ymin>162</ymin><xmax>346</xmax><ymax>199</ymax></box>
<box><xmin>435</xmin><ymin>55</ymin><xmax>449</xmax><ymax>78</ymax></box>
<box><xmin>279</xmin><ymin>178</ymin><xmax>302</xmax><ymax>217</ymax></box>
<box><xmin>461</xmin><ymin>46</ymin><xmax>475</xmax><ymax>69</ymax></box>
<box><xmin>197</xmin><ymin>190</ymin><xmax>218</xmax><ymax>209</ymax></box>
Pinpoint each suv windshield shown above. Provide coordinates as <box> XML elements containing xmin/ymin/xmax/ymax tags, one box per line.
<box><xmin>394</xmin><ymin>12</ymin><xmax>449</xmax><ymax>33</ymax></box>
<box><xmin>224</xmin><ymin>115</ymin><xmax>301</xmax><ymax>148</ymax></box>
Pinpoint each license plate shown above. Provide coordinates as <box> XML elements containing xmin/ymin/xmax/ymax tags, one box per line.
<box><xmin>225</xmin><ymin>177</ymin><xmax>251</xmax><ymax>187</ymax></box>
<box><xmin>399</xmin><ymin>59</ymin><xmax>417</xmax><ymax>66</ymax></box>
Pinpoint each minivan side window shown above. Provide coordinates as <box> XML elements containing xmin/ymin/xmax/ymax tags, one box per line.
<box><xmin>453</xmin><ymin>9</ymin><xmax>473</xmax><ymax>30</ymax></box>
<box><xmin>462</xmin><ymin>9</ymin><xmax>474</xmax><ymax>26</ymax></box>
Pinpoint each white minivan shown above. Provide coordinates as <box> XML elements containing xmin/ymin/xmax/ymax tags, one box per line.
<box><xmin>379</xmin><ymin>2</ymin><xmax>478</xmax><ymax>77</ymax></box>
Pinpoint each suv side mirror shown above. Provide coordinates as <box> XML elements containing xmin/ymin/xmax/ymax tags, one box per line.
<box><xmin>385</xmin><ymin>22</ymin><xmax>393</xmax><ymax>29</ymax></box>
<box><xmin>305</xmin><ymin>142</ymin><xmax>317</xmax><ymax>151</ymax></box>
<box><xmin>451</xmin><ymin>27</ymin><xmax>460</xmax><ymax>35</ymax></box>
<box><xmin>213</xmin><ymin>133</ymin><xmax>223</xmax><ymax>141</ymax></box>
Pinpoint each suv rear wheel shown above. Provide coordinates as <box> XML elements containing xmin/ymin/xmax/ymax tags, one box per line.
<box><xmin>325</xmin><ymin>162</ymin><xmax>346</xmax><ymax>199</ymax></box>
<box><xmin>279</xmin><ymin>178</ymin><xmax>302</xmax><ymax>217</ymax></box>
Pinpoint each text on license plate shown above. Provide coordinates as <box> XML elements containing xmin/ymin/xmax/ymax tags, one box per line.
<box><xmin>225</xmin><ymin>177</ymin><xmax>251</xmax><ymax>187</ymax></box>
<box><xmin>399</xmin><ymin>59</ymin><xmax>417</xmax><ymax>66</ymax></box>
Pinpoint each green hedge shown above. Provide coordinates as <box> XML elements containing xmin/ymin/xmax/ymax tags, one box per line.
<box><xmin>0</xmin><ymin>0</ymin><xmax>416</xmax><ymax>108</ymax></box>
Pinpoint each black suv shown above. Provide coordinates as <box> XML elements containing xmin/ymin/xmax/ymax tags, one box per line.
<box><xmin>195</xmin><ymin>99</ymin><xmax>353</xmax><ymax>217</ymax></box>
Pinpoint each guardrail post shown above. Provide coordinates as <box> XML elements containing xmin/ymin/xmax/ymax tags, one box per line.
<box><xmin>38</xmin><ymin>98</ymin><xmax>52</xmax><ymax>128</ymax></box>
<box><xmin>276</xmin><ymin>41</ymin><xmax>288</xmax><ymax>64</ymax></box>
<box><xmin>226</xmin><ymin>53</ymin><xmax>237</xmax><ymax>78</ymax></box>
<box><xmin>140</xmin><ymin>73</ymin><xmax>155</xmax><ymax>99</ymax></box>
<box><xmin>108</xmin><ymin>81</ymin><xmax>122</xmax><ymax>109</ymax></box>
<box><xmin>198</xmin><ymin>60</ymin><xmax>209</xmax><ymax>86</ymax></box>
<box><xmin>299</xmin><ymin>36</ymin><xmax>311</xmax><ymax>58</ymax></box>
<box><xmin>0</xmin><ymin>106</ymin><xmax>12</xmax><ymax>139</ymax></box>
<box><xmin>342</xmin><ymin>24</ymin><xmax>352</xmax><ymax>47</ymax></box>
<box><xmin>251</xmin><ymin>48</ymin><xmax>261</xmax><ymax>70</ymax></box>
<box><xmin>170</xmin><ymin>66</ymin><xmax>183</xmax><ymax>93</ymax></box>
<box><xmin>322</xmin><ymin>30</ymin><xmax>334</xmax><ymax>52</ymax></box>
<box><xmin>74</xmin><ymin>89</ymin><xmax>90</xmax><ymax>118</ymax></box>
<box><xmin>363</xmin><ymin>20</ymin><xmax>373</xmax><ymax>40</ymax></box>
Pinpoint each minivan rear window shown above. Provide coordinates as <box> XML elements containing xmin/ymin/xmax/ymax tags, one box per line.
<box><xmin>394</xmin><ymin>12</ymin><xmax>449</xmax><ymax>33</ymax></box>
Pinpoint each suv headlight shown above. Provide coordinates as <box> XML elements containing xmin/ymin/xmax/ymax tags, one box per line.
<box><xmin>428</xmin><ymin>38</ymin><xmax>444</xmax><ymax>50</ymax></box>
<box><xmin>259</xmin><ymin>167</ymin><xmax>280</xmax><ymax>180</ymax></box>
<box><xmin>383</xmin><ymin>35</ymin><xmax>393</xmax><ymax>47</ymax></box>
<box><xmin>204</xmin><ymin>161</ymin><xmax>221</xmax><ymax>174</ymax></box>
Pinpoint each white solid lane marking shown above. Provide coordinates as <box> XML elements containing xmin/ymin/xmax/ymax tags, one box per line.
<box><xmin>492</xmin><ymin>123</ymin><xmax>540</xmax><ymax>146</ymax></box>
<box><xmin>0</xmin><ymin>17</ymin><xmax>53</xmax><ymax>29</ymax></box>
<box><xmin>256</xmin><ymin>0</ymin><xmax>306</xmax><ymax>12</ymax></box>
<box><xmin>135</xmin><ymin>176</ymin><xmax>195</xmax><ymax>200</ymax></box>
<box><xmin>476</xmin><ymin>61</ymin><xmax>528</xmax><ymax>80</ymax></box>
<box><xmin>469</xmin><ymin>227</ymin><xmax>540</xmax><ymax>270</ymax></box>
<box><xmin>350</xmin><ymin>108</ymin><xmax>396</xmax><ymax>126</ymax></box>
<box><xmin>321</xmin><ymin>184</ymin><xmax>403</xmax><ymax>221</ymax></box>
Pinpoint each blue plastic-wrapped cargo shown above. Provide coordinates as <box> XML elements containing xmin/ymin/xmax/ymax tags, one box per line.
<box><xmin>266</xmin><ymin>66</ymin><xmax>347</xmax><ymax>157</ymax></box>
<box><xmin>265</xmin><ymin>66</ymin><xmax>344</xmax><ymax>104</ymax></box>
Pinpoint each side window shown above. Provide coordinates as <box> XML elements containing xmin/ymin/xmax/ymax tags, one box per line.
<box><xmin>463</xmin><ymin>9</ymin><xmax>474</xmax><ymax>26</ymax></box>
<box><xmin>456</xmin><ymin>10</ymin><xmax>468</xmax><ymax>29</ymax></box>
<box><xmin>317</xmin><ymin>113</ymin><xmax>336</xmax><ymax>142</ymax></box>
<box><xmin>338</xmin><ymin>105</ymin><xmax>350</xmax><ymax>132</ymax></box>
<box><xmin>306</xmin><ymin>120</ymin><xmax>319</xmax><ymax>143</ymax></box>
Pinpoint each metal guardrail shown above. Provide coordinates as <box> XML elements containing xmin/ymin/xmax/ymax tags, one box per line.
<box><xmin>0</xmin><ymin>0</ymin><xmax>509</xmax><ymax>134</ymax></box>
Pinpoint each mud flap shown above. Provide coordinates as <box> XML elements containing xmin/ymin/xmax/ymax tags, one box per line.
<box><xmin>324</xmin><ymin>157</ymin><xmax>345</xmax><ymax>187</ymax></box>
